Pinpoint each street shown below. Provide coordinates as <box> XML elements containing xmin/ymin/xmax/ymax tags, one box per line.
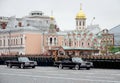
<box><xmin>0</xmin><ymin>65</ymin><xmax>120</xmax><ymax>83</ymax></box>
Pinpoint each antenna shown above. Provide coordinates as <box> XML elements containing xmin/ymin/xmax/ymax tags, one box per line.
<box><xmin>80</xmin><ymin>3</ymin><xmax>82</xmax><ymax>10</ymax></box>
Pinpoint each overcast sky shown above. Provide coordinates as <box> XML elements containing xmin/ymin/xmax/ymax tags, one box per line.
<box><xmin>0</xmin><ymin>0</ymin><xmax>120</xmax><ymax>30</ymax></box>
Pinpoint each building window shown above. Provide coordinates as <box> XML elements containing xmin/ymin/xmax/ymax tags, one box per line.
<box><xmin>8</xmin><ymin>39</ymin><xmax>10</xmax><ymax>46</ymax></box>
<box><xmin>37</xmin><ymin>13</ymin><xmax>39</xmax><ymax>15</ymax></box>
<box><xmin>16</xmin><ymin>39</ymin><xmax>18</xmax><ymax>45</ymax></box>
<box><xmin>75</xmin><ymin>42</ymin><xmax>76</xmax><ymax>46</ymax></box>
<box><xmin>65</xmin><ymin>43</ymin><xmax>66</xmax><ymax>46</ymax></box>
<box><xmin>27</xmin><ymin>24</ymin><xmax>30</xmax><ymax>26</ymax></box>
<box><xmin>62</xmin><ymin>41</ymin><xmax>63</xmax><ymax>45</ymax></box>
<box><xmin>0</xmin><ymin>40</ymin><xmax>2</xmax><ymax>46</ymax></box>
<box><xmin>76</xmin><ymin>21</ymin><xmax>78</xmax><ymax>26</ymax></box>
<box><xmin>88</xmin><ymin>43</ymin><xmax>89</xmax><ymax>46</ymax></box>
<box><xmin>83</xmin><ymin>21</ymin><xmax>85</xmax><ymax>26</ymax></box>
<box><xmin>79</xmin><ymin>41</ymin><xmax>81</xmax><ymax>46</ymax></box>
<box><xmin>11</xmin><ymin>40</ymin><xmax>13</xmax><ymax>45</ymax></box>
<box><xmin>18</xmin><ymin>22</ymin><xmax>22</xmax><ymax>27</ymax></box>
<box><xmin>69</xmin><ymin>39</ymin><xmax>72</xmax><ymax>47</ymax></box>
<box><xmin>82</xmin><ymin>42</ymin><xmax>84</xmax><ymax>46</ymax></box>
<box><xmin>46</xmin><ymin>20</ymin><xmax>48</xmax><ymax>24</ymax></box>
<box><xmin>54</xmin><ymin>38</ymin><xmax>56</xmax><ymax>45</ymax></box>
<box><xmin>21</xmin><ymin>38</ymin><xmax>23</xmax><ymax>45</ymax></box>
<box><xmin>3</xmin><ymin>39</ymin><xmax>5</xmax><ymax>46</ymax></box>
<box><xmin>50</xmin><ymin>38</ymin><xmax>52</xmax><ymax>45</ymax></box>
<box><xmin>14</xmin><ymin>39</ymin><xmax>15</xmax><ymax>45</ymax></box>
<box><xmin>79</xmin><ymin>21</ymin><xmax>81</xmax><ymax>26</ymax></box>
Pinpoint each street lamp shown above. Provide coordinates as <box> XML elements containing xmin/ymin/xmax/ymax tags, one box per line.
<box><xmin>42</xmin><ymin>30</ymin><xmax>46</xmax><ymax>54</ymax></box>
<box><xmin>7</xmin><ymin>16</ymin><xmax>16</xmax><ymax>55</ymax></box>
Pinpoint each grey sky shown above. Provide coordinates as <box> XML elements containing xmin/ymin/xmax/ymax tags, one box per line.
<box><xmin>0</xmin><ymin>0</ymin><xmax>120</xmax><ymax>30</ymax></box>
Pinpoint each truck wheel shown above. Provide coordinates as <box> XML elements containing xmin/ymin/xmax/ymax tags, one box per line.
<box><xmin>20</xmin><ymin>64</ymin><xmax>24</xmax><ymax>69</ymax></box>
<box><xmin>59</xmin><ymin>64</ymin><xmax>63</xmax><ymax>69</ymax></box>
<box><xmin>75</xmin><ymin>65</ymin><xmax>80</xmax><ymax>70</ymax></box>
<box><xmin>8</xmin><ymin>63</ymin><xmax>12</xmax><ymax>68</ymax></box>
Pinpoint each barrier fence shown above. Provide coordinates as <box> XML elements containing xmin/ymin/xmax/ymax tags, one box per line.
<box><xmin>0</xmin><ymin>55</ymin><xmax>54</xmax><ymax>66</ymax></box>
<box><xmin>0</xmin><ymin>55</ymin><xmax>120</xmax><ymax>69</ymax></box>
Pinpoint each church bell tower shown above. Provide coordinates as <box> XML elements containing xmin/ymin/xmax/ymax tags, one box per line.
<box><xmin>75</xmin><ymin>4</ymin><xmax>86</xmax><ymax>31</ymax></box>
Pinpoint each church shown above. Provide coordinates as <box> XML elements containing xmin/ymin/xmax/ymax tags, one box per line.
<box><xmin>47</xmin><ymin>5</ymin><xmax>100</xmax><ymax>57</ymax></box>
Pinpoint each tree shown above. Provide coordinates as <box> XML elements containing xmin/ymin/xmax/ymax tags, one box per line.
<box><xmin>108</xmin><ymin>46</ymin><xmax>120</xmax><ymax>54</ymax></box>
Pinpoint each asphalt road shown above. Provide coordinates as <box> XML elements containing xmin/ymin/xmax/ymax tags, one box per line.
<box><xmin>0</xmin><ymin>65</ymin><xmax>120</xmax><ymax>83</ymax></box>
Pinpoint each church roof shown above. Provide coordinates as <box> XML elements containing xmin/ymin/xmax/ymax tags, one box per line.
<box><xmin>76</xmin><ymin>4</ymin><xmax>86</xmax><ymax>19</ymax></box>
<box><xmin>63</xmin><ymin>46</ymin><xmax>98</xmax><ymax>50</ymax></box>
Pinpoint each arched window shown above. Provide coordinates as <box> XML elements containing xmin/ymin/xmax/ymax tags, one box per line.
<box><xmin>76</xmin><ymin>21</ymin><xmax>78</xmax><ymax>26</ymax></box>
<box><xmin>0</xmin><ymin>40</ymin><xmax>2</xmax><ymax>46</ymax></box>
<box><xmin>16</xmin><ymin>39</ymin><xmax>17</xmax><ymax>45</ymax></box>
<box><xmin>54</xmin><ymin>38</ymin><xmax>56</xmax><ymax>45</ymax></box>
<box><xmin>75</xmin><ymin>42</ymin><xmax>76</xmax><ymax>46</ymax></box>
<box><xmin>65</xmin><ymin>43</ymin><xmax>66</xmax><ymax>46</ymax></box>
<box><xmin>69</xmin><ymin>39</ymin><xmax>72</xmax><ymax>47</ymax></box>
<box><xmin>79</xmin><ymin>21</ymin><xmax>81</xmax><ymax>26</ymax></box>
<box><xmin>88</xmin><ymin>43</ymin><xmax>89</xmax><ymax>46</ymax></box>
<box><xmin>82</xmin><ymin>42</ymin><xmax>84</xmax><ymax>46</ymax></box>
<box><xmin>18</xmin><ymin>22</ymin><xmax>22</xmax><ymax>27</ymax></box>
<box><xmin>21</xmin><ymin>38</ymin><xmax>23</xmax><ymax>45</ymax></box>
<box><xmin>83</xmin><ymin>21</ymin><xmax>85</xmax><ymax>26</ymax></box>
<box><xmin>50</xmin><ymin>38</ymin><xmax>52</xmax><ymax>45</ymax></box>
<box><xmin>3</xmin><ymin>39</ymin><xmax>5</xmax><ymax>46</ymax></box>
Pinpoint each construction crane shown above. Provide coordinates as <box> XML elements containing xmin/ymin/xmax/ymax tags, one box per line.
<box><xmin>90</xmin><ymin>17</ymin><xmax>95</xmax><ymax>25</ymax></box>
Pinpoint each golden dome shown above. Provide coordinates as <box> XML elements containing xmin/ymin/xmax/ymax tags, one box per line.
<box><xmin>76</xmin><ymin>4</ymin><xmax>86</xmax><ymax>19</ymax></box>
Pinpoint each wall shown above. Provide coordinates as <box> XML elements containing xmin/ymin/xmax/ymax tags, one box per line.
<box><xmin>25</xmin><ymin>33</ymin><xmax>42</xmax><ymax>55</ymax></box>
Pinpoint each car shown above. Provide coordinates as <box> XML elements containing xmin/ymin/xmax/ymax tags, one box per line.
<box><xmin>54</xmin><ymin>57</ymin><xmax>93</xmax><ymax>70</ymax></box>
<box><xmin>6</xmin><ymin>57</ymin><xmax>37</xmax><ymax>69</ymax></box>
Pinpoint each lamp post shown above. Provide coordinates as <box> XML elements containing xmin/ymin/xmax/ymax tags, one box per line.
<box><xmin>7</xmin><ymin>16</ymin><xmax>16</xmax><ymax>55</ymax></box>
<box><xmin>42</xmin><ymin>30</ymin><xmax>46</xmax><ymax>54</ymax></box>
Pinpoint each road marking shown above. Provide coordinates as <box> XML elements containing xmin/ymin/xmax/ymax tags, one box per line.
<box><xmin>47</xmin><ymin>73</ymin><xmax>68</xmax><ymax>76</ymax></box>
<box><xmin>72</xmin><ymin>72</ymin><xmax>95</xmax><ymax>75</ymax></box>
<box><xmin>0</xmin><ymin>72</ymin><xmax>120</xmax><ymax>83</ymax></box>
<box><xmin>111</xmin><ymin>74</ymin><xmax>120</xmax><ymax>76</ymax></box>
<box><xmin>86</xmin><ymin>76</ymin><xmax>114</xmax><ymax>79</ymax></box>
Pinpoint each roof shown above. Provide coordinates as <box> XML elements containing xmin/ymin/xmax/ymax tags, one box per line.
<box><xmin>62</xmin><ymin>46</ymin><xmax>98</xmax><ymax>51</ymax></box>
<box><xmin>0</xmin><ymin>26</ymin><xmax>40</xmax><ymax>33</ymax></box>
<box><xmin>76</xmin><ymin>5</ymin><xmax>86</xmax><ymax>19</ymax></box>
<box><xmin>109</xmin><ymin>24</ymin><xmax>120</xmax><ymax>34</ymax></box>
<box><xmin>109</xmin><ymin>24</ymin><xmax>120</xmax><ymax>46</ymax></box>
